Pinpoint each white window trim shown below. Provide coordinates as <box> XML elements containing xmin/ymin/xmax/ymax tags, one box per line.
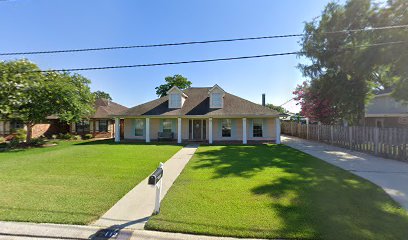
<box><xmin>163</xmin><ymin>119</ymin><xmax>173</xmax><ymax>133</ymax></box>
<box><xmin>135</xmin><ymin>119</ymin><xmax>144</xmax><ymax>136</ymax></box>
<box><xmin>169</xmin><ymin>93</ymin><xmax>182</xmax><ymax>108</ymax></box>
<box><xmin>210</xmin><ymin>93</ymin><xmax>223</xmax><ymax>108</ymax></box>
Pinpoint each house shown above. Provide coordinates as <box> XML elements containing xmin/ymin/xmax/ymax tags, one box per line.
<box><xmin>70</xmin><ymin>98</ymin><xmax>128</xmax><ymax>138</ymax></box>
<box><xmin>365</xmin><ymin>90</ymin><xmax>408</xmax><ymax>128</ymax></box>
<box><xmin>0</xmin><ymin>118</ymin><xmax>69</xmax><ymax>140</ymax></box>
<box><xmin>112</xmin><ymin>85</ymin><xmax>281</xmax><ymax>144</ymax></box>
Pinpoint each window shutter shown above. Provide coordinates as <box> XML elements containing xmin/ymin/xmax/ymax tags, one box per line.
<box><xmin>90</xmin><ymin>120</ymin><xmax>94</xmax><ymax>132</ymax></box>
<box><xmin>263</xmin><ymin>119</ymin><xmax>268</xmax><ymax>138</ymax></box>
<box><xmin>218</xmin><ymin>119</ymin><xmax>222</xmax><ymax>139</ymax></box>
<box><xmin>159</xmin><ymin>119</ymin><xmax>163</xmax><ymax>132</ymax></box>
<box><xmin>231</xmin><ymin>119</ymin><xmax>237</xmax><ymax>138</ymax></box>
<box><xmin>95</xmin><ymin>120</ymin><xmax>99</xmax><ymax>132</ymax></box>
<box><xmin>0</xmin><ymin>121</ymin><xmax>3</xmax><ymax>133</ymax></box>
<box><xmin>108</xmin><ymin>121</ymin><xmax>112</xmax><ymax>132</ymax></box>
<box><xmin>249</xmin><ymin>119</ymin><xmax>253</xmax><ymax>138</ymax></box>
<box><xmin>71</xmin><ymin>123</ymin><xmax>76</xmax><ymax>133</ymax></box>
<box><xmin>172</xmin><ymin>119</ymin><xmax>177</xmax><ymax>134</ymax></box>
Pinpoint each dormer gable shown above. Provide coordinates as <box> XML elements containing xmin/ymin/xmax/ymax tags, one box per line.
<box><xmin>167</xmin><ymin>86</ymin><xmax>188</xmax><ymax>109</ymax></box>
<box><xmin>208</xmin><ymin>84</ymin><xmax>225</xmax><ymax>109</ymax></box>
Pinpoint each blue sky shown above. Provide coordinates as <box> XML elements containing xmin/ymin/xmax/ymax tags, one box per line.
<box><xmin>0</xmin><ymin>0</ymin><xmax>338</xmax><ymax>112</ymax></box>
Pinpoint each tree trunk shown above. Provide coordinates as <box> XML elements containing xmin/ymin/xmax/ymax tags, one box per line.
<box><xmin>26</xmin><ymin>123</ymin><xmax>33</xmax><ymax>142</ymax></box>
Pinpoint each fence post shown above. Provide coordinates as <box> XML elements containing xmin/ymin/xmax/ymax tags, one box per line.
<box><xmin>330</xmin><ymin>125</ymin><xmax>334</xmax><ymax>144</ymax></box>
<box><xmin>291</xmin><ymin>122</ymin><xmax>294</xmax><ymax>136</ymax></box>
<box><xmin>349</xmin><ymin>126</ymin><xmax>353</xmax><ymax>150</ymax></box>
<box><xmin>317</xmin><ymin>122</ymin><xmax>321</xmax><ymax>142</ymax></box>
<box><xmin>306</xmin><ymin>118</ymin><xmax>309</xmax><ymax>140</ymax></box>
<box><xmin>374</xmin><ymin>127</ymin><xmax>379</xmax><ymax>155</ymax></box>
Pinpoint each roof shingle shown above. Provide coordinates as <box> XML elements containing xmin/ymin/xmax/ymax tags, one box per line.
<box><xmin>115</xmin><ymin>87</ymin><xmax>278</xmax><ymax>117</ymax></box>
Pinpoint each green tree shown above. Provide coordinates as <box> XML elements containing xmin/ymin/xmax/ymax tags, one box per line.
<box><xmin>265</xmin><ymin>104</ymin><xmax>288</xmax><ymax>114</ymax></box>
<box><xmin>155</xmin><ymin>74</ymin><xmax>192</xmax><ymax>97</ymax></box>
<box><xmin>0</xmin><ymin>59</ymin><xmax>95</xmax><ymax>141</ymax></box>
<box><xmin>93</xmin><ymin>90</ymin><xmax>112</xmax><ymax>100</ymax></box>
<box><xmin>298</xmin><ymin>0</ymin><xmax>408</xmax><ymax>124</ymax></box>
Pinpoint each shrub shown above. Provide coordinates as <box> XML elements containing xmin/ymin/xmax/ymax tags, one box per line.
<box><xmin>59</xmin><ymin>133</ymin><xmax>72</xmax><ymax>140</ymax></box>
<box><xmin>29</xmin><ymin>138</ymin><xmax>46</xmax><ymax>146</ymax></box>
<box><xmin>0</xmin><ymin>137</ymin><xmax>5</xmax><ymax>143</ymax></box>
<box><xmin>8</xmin><ymin>139</ymin><xmax>20</xmax><ymax>148</ymax></box>
<box><xmin>72</xmin><ymin>135</ymin><xmax>82</xmax><ymax>140</ymax></box>
<box><xmin>83</xmin><ymin>134</ymin><xmax>93</xmax><ymax>140</ymax></box>
<box><xmin>14</xmin><ymin>129</ymin><xmax>27</xmax><ymax>143</ymax></box>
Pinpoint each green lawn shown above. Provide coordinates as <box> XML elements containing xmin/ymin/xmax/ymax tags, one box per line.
<box><xmin>146</xmin><ymin>145</ymin><xmax>408</xmax><ymax>240</ymax></box>
<box><xmin>0</xmin><ymin>140</ymin><xmax>182</xmax><ymax>224</ymax></box>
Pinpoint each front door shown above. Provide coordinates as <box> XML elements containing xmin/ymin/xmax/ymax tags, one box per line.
<box><xmin>193</xmin><ymin>120</ymin><xmax>201</xmax><ymax>140</ymax></box>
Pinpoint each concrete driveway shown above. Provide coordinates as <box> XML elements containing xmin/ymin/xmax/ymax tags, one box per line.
<box><xmin>282</xmin><ymin>135</ymin><xmax>408</xmax><ymax>210</ymax></box>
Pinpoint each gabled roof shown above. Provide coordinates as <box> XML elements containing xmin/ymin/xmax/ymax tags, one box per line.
<box><xmin>115</xmin><ymin>87</ymin><xmax>279</xmax><ymax>117</ymax></box>
<box><xmin>92</xmin><ymin>99</ymin><xmax>128</xmax><ymax>119</ymax></box>
<box><xmin>166</xmin><ymin>86</ymin><xmax>188</xmax><ymax>98</ymax></box>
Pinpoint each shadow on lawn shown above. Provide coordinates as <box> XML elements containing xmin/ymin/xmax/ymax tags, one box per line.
<box><xmin>193</xmin><ymin>144</ymin><xmax>408</xmax><ymax>239</ymax></box>
<box><xmin>74</xmin><ymin>139</ymin><xmax>179</xmax><ymax>147</ymax></box>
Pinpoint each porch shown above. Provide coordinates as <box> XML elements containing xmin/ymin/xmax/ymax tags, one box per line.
<box><xmin>117</xmin><ymin>117</ymin><xmax>281</xmax><ymax>144</ymax></box>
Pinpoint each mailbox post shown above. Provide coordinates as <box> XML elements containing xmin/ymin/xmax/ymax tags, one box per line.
<box><xmin>148</xmin><ymin>162</ymin><xmax>164</xmax><ymax>214</ymax></box>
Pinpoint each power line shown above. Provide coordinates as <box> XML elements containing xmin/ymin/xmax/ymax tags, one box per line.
<box><xmin>280</xmin><ymin>98</ymin><xmax>295</xmax><ymax>107</ymax></box>
<box><xmin>9</xmin><ymin>39</ymin><xmax>408</xmax><ymax>74</ymax></box>
<box><xmin>27</xmin><ymin>52</ymin><xmax>300</xmax><ymax>73</ymax></box>
<box><xmin>1</xmin><ymin>24</ymin><xmax>408</xmax><ymax>56</ymax></box>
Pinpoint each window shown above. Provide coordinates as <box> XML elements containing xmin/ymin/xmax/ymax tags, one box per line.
<box><xmin>222</xmin><ymin>119</ymin><xmax>231</xmax><ymax>137</ymax></box>
<box><xmin>211</xmin><ymin>93</ymin><xmax>222</xmax><ymax>108</ymax></box>
<box><xmin>169</xmin><ymin>94</ymin><xmax>181</xmax><ymax>108</ymax></box>
<box><xmin>163</xmin><ymin>119</ymin><xmax>172</xmax><ymax>133</ymax></box>
<box><xmin>99</xmin><ymin>120</ymin><xmax>108</xmax><ymax>132</ymax></box>
<box><xmin>135</xmin><ymin>119</ymin><xmax>144</xmax><ymax>136</ymax></box>
<box><xmin>10</xmin><ymin>120</ymin><xmax>24</xmax><ymax>130</ymax></box>
<box><xmin>76</xmin><ymin>120</ymin><xmax>90</xmax><ymax>133</ymax></box>
<box><xmin>253</xmin><ymin>119</ymin><xmax>263</xmax><ymax>137</ymax></box>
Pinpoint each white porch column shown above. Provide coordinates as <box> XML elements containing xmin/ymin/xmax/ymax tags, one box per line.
<box><xmin>242</xmin><ymin>118</ymin><xmax>247</xmax><ymax>144</ymax></box>
<box><xmin>209</xmin><ymin>118</ymin><xmax>213</xmax><ymax>144</ymax></box>
<box><xmin>177</xmin><ymin>117</ymin><xmax>182</xmax><ymax>144</ymax></box>
<box><xmin>146</xmin><ymin>118</ymin><xmax>150</xmax><ymax>143</ymax></box>
<box><xmin>114</xmin><ymin>118</ymin><xmax>120</xmax><ymax>142</ymax></box>
<box><xmin>275</xmin><ymin>118</ymin><xmax>281</xmax><ymax>144</ymax></box>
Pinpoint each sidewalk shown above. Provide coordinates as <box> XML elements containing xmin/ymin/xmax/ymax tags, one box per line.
<box><xmin>282</xmin><ymin>135</ymin><xmax>408</xmax><ymax>210</ymax></box>
<box><xmin>0</xmin><ymin>221</ymin><xmax>262</xmax><ymax>240</ymax></box>
<box><xmin>92</xmin><ymin>144</ymin><xmax>199</xmax><ymax>230</ymax></box>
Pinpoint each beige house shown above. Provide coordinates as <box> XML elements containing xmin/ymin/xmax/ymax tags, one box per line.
<box><xmin>70</xmin><ymin>99</ymin><xmax>128</xmax><ymax>138</ymax></box>
<box><xmin>112</xmin><ymin>85</ymin><xmax>281</xmax><ymax>144</ymax></box>
<box><xmin>365</xmin><ymin>91</ymin><xmax>408</xmax><ymax>128</ymax></box>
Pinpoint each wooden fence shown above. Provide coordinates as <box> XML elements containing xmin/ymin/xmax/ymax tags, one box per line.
<box><xmin>281</xmin><ymin>122</ymin><xmax>408</xmax><ymax>162</ymax></box>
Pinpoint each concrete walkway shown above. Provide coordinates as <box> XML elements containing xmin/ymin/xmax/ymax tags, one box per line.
<box><xmin>282</xmin><ymin>135</ymin><xmax>408</xmax><ymax>210</ymax></box>
<box><xmin>0</xmin><ymin>221</ymin><xmax>262</xmax><ymax>240</ymax></box>
<box><xmin>92</xmin><ymin>144</ymin><xmax>199</xmax><ymax>230</ymax></box>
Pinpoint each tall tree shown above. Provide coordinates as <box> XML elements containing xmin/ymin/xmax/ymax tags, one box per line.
<box><xmin>93</xmin><ymin>90</ymin><xmax>112</xmax><ymax>100</ymax></box>
<box><xmin>0</xmin><ymin>59</ymin><xmax>95</xmax><ymax>141</ymax></box>
<box><xmin>298</xmin><ymin>0</ymin><xmax>408</xmax><ymax>124</ymax></box>
<box><xmin>265</xmin><ymin>104</ymin><xmax>289</xmax><ymax>114</ymax></box>
<box><xmin>155</xmin><ymin>74</ymin><xmax>192</xmax><ymax>97</ymax></box>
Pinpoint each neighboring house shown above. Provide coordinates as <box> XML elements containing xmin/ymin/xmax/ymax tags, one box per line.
<box><xmin>0</xmin><ymin>118</ymin><xmax>69</xmax><ymax>139</ymax></box>
<box><xmin>70</xmin><ymin>98</ymin><xmax>128</xmax><ymax>138</ymax></box>
<box><xmin>112</xmin><ymin>85</ymin><xmax>281</xmax><ymax>144</ymax></box>
<box><xmin>365</xmin><ymin>91</ymin><xmax>408</xmax><ymax>127</ymax></box>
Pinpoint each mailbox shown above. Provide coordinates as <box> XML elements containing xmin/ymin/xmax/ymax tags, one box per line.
<box><xmin>148</xmin><ymin>167</ymin><xmax>163</xmax><ymax>185</ymax></box>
